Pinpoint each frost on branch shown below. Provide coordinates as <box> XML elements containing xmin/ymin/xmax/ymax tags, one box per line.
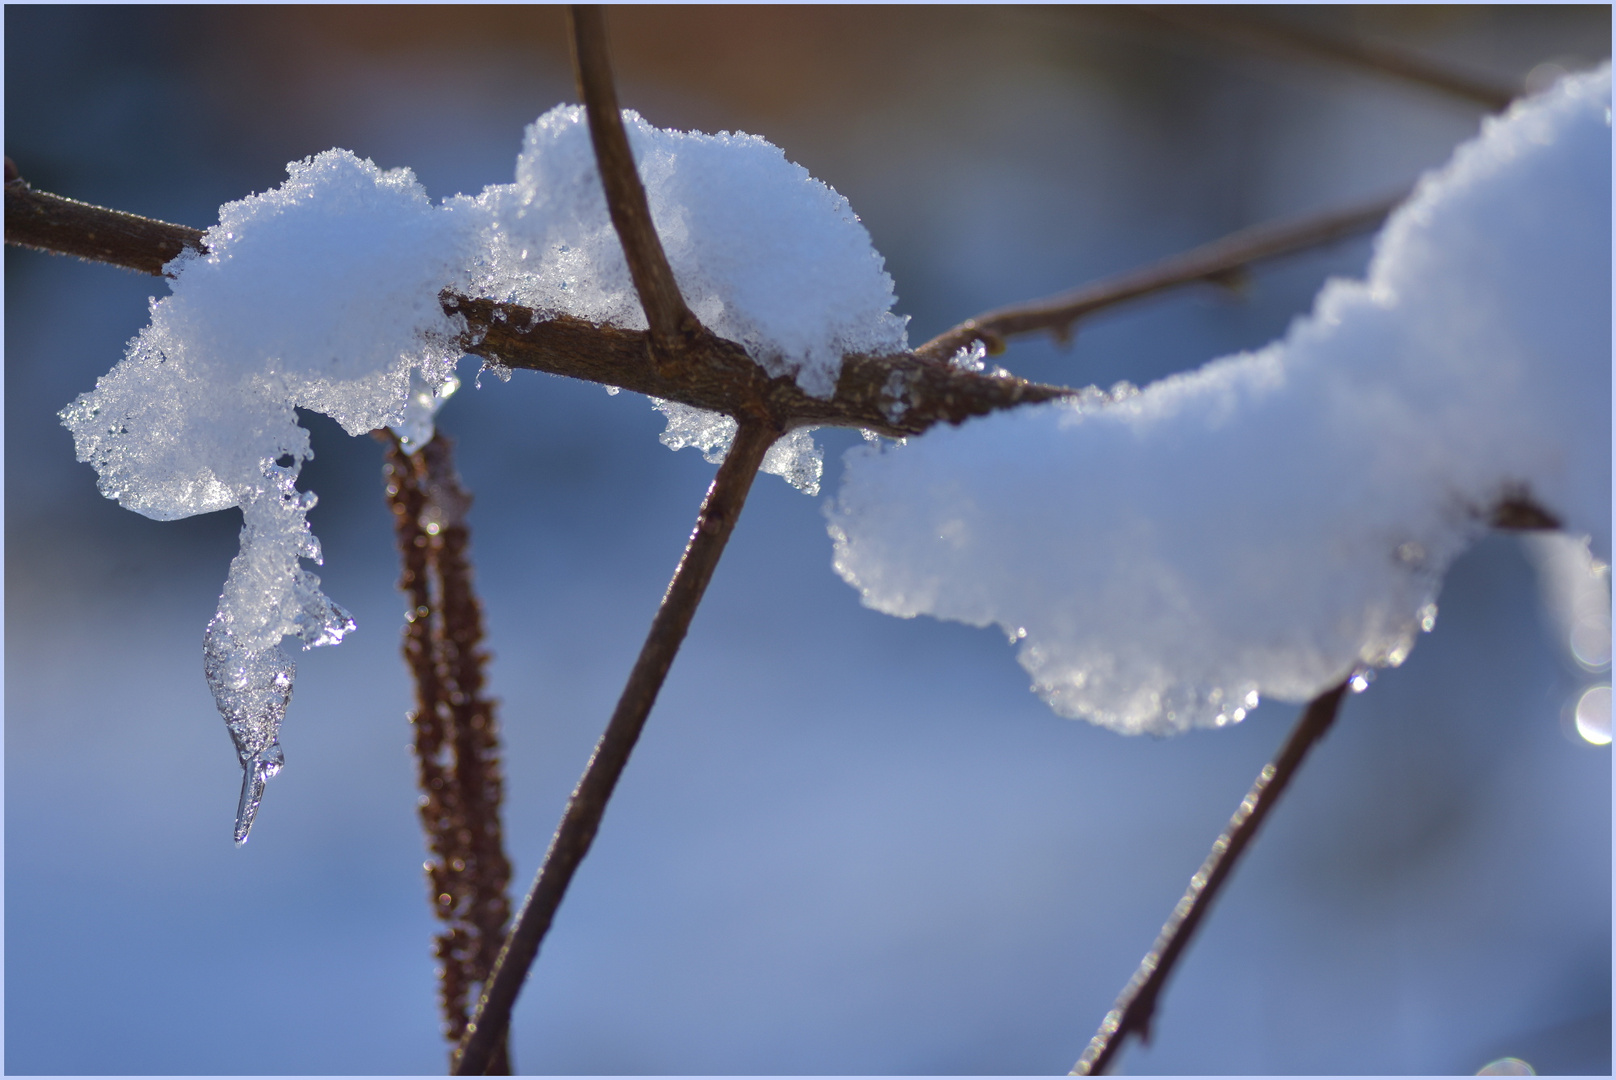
<box><xmin>59</xmin><ymin>109</ymin><xmax>904</xmax><ymax>840</ymax></box>
<box><xmin>829</xmin><ymin>68</ymin><xmax>1612</xmax><ymax>736</ymax></box>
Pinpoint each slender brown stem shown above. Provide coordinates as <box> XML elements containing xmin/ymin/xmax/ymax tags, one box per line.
<box><xmin>452</xmin><ymin>419</ymin><xmax>777</xmax><ymax>1075</ymax></box>
<box><xmin>1134</xmin><ymin>7</ymin><xmax>1518</xmax><ymax>111</ymax></box>
<box><xmin>381</xmin><ymin>431</ymin><xmax>515</xmax><ymax>1075</ymax></box>
<box><xmin>569</xmin><ymin>4</ymin><xmax>702</xmax><ymax>372</ymax></box>
<box><xmin>917</xmin><ymin>192</ymin><xmax>1401</xmax><ymax>361</ymax></box>
<box><xmin>3</xmin><ymin>176</ymin><xmax>206</xmax><ymax>275</ymax></box>
<box><xmin>1072</xmin><ymin>681</ymin><xmax>1350</xmax><ymax>1076</ymax></box>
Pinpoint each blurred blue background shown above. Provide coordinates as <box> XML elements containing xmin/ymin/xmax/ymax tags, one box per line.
<box><xmin>5</xmin><ymin>6</ymin><xmax>1610</xmax><ymax>1075</ymax></box>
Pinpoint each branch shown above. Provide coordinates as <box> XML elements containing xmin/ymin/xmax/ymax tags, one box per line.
<box><xmin>917</xmin><ymin>191</ymin><xmax>1402</xmax><ymax>361</ymax></box>
<box><xmin>1071</xmin><ymin>681</ymin><xmax>1349</xmax><ymax>1076</ymax></box>
<box><xmin>452</xmin><ymin>418</ymin><xmax>777</xmax><ymax>1075</ymax></box>
<box><xmin>1134</xmin><ymin>7</ymin><xmax>1518</xmax><ymax>111</ymax></box>
<box><xmin>449</xmin><ymin>294</ymin><xmax>1068</xmax><ymax>437</ymax></box>
<box><xmin>380</xmin><ymin>431</ymin><xmax>514</xmax><ymax>1074</ymax></box>
<box><xmin>4</xmin><ymin>178</ymin><xmax>1071</xmax><ymax>437</ymax></box>
<box><xmin>569</xmin><ymin>4</ymin><xmax>702</xmax><ymax>372</ymax></box>
<box><xmin>3</xmin><ymin>174</ymin><xmax>206</xmax><ymax>276</ymax></box>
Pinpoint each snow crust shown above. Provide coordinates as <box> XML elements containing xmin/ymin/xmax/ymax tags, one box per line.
<box><xmin>828</xmin><ymin>68</ymin><xmax>1613</xmax><ymax>735</ymax></box>
<box><xmin>61</xmin><ymin>109</ymin><xmax>898</xmax><ymax>840</ymax></box>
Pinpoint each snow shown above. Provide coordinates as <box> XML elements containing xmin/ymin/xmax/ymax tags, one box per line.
<box><xmin>469</xmin><ymin>105</ymin><xmax>908</xmax><ymax>398</ymax></box>
<box><xmin>60</xmin><ymin>111</ymin><xmax>900</xmax><ymax>839</ymax></box>
<box><xmin>59</xmin><ymin>150</ymin><xmax>470</xmax><ymax>841</ymax></box>
<box><xmin>1523</xmin><ymin>533</ymin><xmax>1612</xmax><ymax>672</ymax></box>
<box><xmin>828</xmin><ymin>67</ymin><xmax>1612</xmax><ymax>735</ymax></box>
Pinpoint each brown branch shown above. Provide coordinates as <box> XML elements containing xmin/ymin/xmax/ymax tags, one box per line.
<box><xmin>1135</xmin><ymin>7</ymin><xmax>1518</xmax><ymax>111</ymax></box>
<box><xmin>4</xmin><ymin>176</ymin><xmax>206</xmax><ymax>276</ymax></box>
<box><xmin>917</xmin><ymin>191</ymin><xmax>1402</xmax><ymax>361</ymax></box>
<box><xmin>450</xmin><ymin>294</ymin><xmax>1068</xmax><ymax>437</ymax></box>
<box><xmin>1071</xmin><ymin>681</ymin><xmax>1349</xmax><ymax>1076</ymax></box>
<box><xmin>381</xmin><ymin>431</ymin><xmax>514</xmax><ymax>1075</ymax></box>
<box><xmin>569</xmin><ymin>4</ymin><xmax>702</xmax><ymax>373</ymax></box>
<box><xmin>452</xmin><ymin>418</ymin><xmax>777</xmax><ymax>1075</ymax></box>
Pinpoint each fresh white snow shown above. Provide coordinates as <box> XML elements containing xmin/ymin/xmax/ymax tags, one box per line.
<box><xmin>828</xmin><ymin>67</ymin><xmax>1612</xmax><ymax>735</ymax></box>
<box><xmin>469</xmin><ymin>105</ymin><xmax>908</xmax><ymax>399</ymax></box>
<box><xmin>60</xmin><ymin>110</ymin><xmax>904</xmax><ymax>840</ymax></box>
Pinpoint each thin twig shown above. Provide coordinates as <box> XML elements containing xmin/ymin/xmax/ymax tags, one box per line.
<box><xmin>1135</xmin><ymin>7</ymin><xmax>1518</xmax><ymax>111</ymax></box>
<box><xmin>452</xmin><ymin>419</ymin><xmax>778</xmax><ymax>1076</ymax></box>
<box><xmin>1072</xmin><ymin>680</ymin><xmax>1350</xmax><ymax>1076</ymax></box>
<box><xmin>569</xmin><ymin>4</ymin><xmax>702</xmax><ymax>372</ymax></box>
<box><xmin>916</xmin><ymin>192</ymin><xmax>1402</xmax><ymax>361</ymax></box>
<box><xmin>381</xmin><ymin>432</ymin><xmax>514</xmax><ymax>1074</ymax></box>
<box><xmin>3</xmin><ymin>176</ymin><xmax>206</xmax><ymax>275</ymax></box>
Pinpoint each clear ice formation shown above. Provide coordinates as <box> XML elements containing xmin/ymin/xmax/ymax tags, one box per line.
<box><xmin>60</xmin><ymin>108</ymin><xmax>906</xmax><ymax>840</ymax></box>
<box><xmin>828</xmin><ymin>67</ymin><xmax>1612</xmax><ymax>735</ymax></box>
<box><xmin>651</xmin><ymin>398</ymin><xmax>825</xmax><ymax>495</ymax></box>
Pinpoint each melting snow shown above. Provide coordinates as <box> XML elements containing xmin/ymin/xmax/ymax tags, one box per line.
<box><xmin>828</xmin><ymin>67</ymin><xmax>1612</xmax><ymax>735</ymax></box>
<box><xmin>61</xmin><ymin>109</ymin><xmax>901</xmax><ymax>840</ymax></box>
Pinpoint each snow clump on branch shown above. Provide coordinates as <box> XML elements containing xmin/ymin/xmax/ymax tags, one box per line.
<box><xmin>828</xmin><ymin>66</ymin><xmax>1612</xmax><ymax>736</ymax></box>
<box><xmin>59</xmin><ymin>108</ymin><xmax>904</xmax><ymax>841</ymax></box>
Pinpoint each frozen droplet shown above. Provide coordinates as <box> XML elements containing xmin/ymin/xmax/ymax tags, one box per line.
<box><xmin>234</xmin><ymin>743</ymin><xmax>285</xmax><ymax>845</ymax></box>
<box><xmin>1573</xmin><ymin>685</ymin><xmax>1611</xmax><ymax>745</ymax></box>
<box><xmin>1349</xmin><ymin>668</ymin><xmax>1375</xmax><ymax>693</ymax></box>
<box><xmin>474</xmin><ymin>359</ymin><xmax>512</xmax><ymax>388</ymax></box>
<box><xmin>604</xmin><ymin>384</ymin><xmax>621</xmax><ymax>396</ymax></box>
<box><xmin>1418</xmin><ymin>602</ymin><xmax>1439</xmax><ymax>633</ymax></box>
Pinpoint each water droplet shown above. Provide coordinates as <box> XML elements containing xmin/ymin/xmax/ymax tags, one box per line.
<box><xmin>1574</xmin><ymin>685</ymin><xmax>1611</xmax><ymax>745</ymax></box>
<box><xmin>1349</xmin><ymin>668</ymin><xmax>1375</xmax><ymax>694</ymax></box>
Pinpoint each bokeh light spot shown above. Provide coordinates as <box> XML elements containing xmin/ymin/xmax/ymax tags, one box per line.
<box><xmin>1477</xmin><ymin>1057</ymin><xmax>1535</xmax><ymax>1076</ymax></box>
<box><xmin>1573</xmin><ymin>685</ymin><xmax>1611</xmax><ymax>745</ymax></box>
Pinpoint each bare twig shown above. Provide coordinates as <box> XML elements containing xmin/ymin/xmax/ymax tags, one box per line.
<box><xmin>569</xmin><ymin>4</ymin><xmax>702</xmax><ymax>372</ymax></box>
<box><xmin>1135</xmin><ymin>7</ymin><xmax>1518</xmax><ymax>111</ymax></box>
<box><xmin>452</xmin><ymin>419</ymin><xmax>777</xmax><ymax>1075</ymax></box>
<box><xmin>916</xmin><ymin>191</ymin><xmax>1401</xmax><ymax>361</ymax></box>
<box><xmin>1072</xmin><ymin>681</ymin><xmax>1350</xmax><ymax>1076</ymax></box>
<box><xmin>381</xmin><ymin>432</ymin><xmax>514</xmax><ymax>1074</ymax></box>
<box><xmin>3</xmin><ymin>176</ymin><xmax>206</xmax><ymax>276</ymax></box>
